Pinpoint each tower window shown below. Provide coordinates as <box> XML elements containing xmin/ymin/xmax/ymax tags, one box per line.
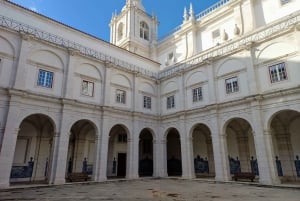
<box><xmin>140</xmin><ymin>21</ymin><xmax>149</xmax><ymax>41</ymax></box>
<box><xmin>118</xmin><ymin>23</ymin><xmax>124</xmax><ymax>41</ymax></box>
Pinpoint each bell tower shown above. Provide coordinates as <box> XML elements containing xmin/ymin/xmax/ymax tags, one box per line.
<box><xmin>110</xmin><ymin>0</ymin><xmax>158</xmax><ymax>60</ymax></box>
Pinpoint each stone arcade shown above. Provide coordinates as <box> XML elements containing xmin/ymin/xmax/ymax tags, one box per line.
<box><xmin>0</xmin><ymin>0</ymin><xmax>300</xmax><ymax>188</ymax></box>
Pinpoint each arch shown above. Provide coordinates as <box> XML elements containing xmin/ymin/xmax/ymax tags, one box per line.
<box><xmin>266</xmin><ymin>108</ymin><xmax>300</xmax><ymax>131</ymax></box>
<box><xmin>162</xmin><ymin>81</ymin><xmax>177</xmax><ymax>95</ymax></box>
<box><xmin>69</xmin><ymin>118</ymin><xmax>99</xmax><ymax>137</ymax></box>
<box><xmin>11</xmin><ymin>113</ymin><xmax>56</xmax><ymax>184</ymax></box>
<box><xmin>139</xmin><ymin>82</ymin><xmax>155</xmax><ymax>95</ymax></box>
<box><xmin>189</xmin><ymin>123</ymin><xmax>212</xmax><ymax>139</ymax></box>
<box><xmin>257</xmin><ymin>42</ymin><xmax>296</xmax><ymax>63</ymax></box>
<box><xmin>221</xmin><ymin>116</ymin><xmax>254</xmax><ymax>136</ymax></box>
<box><xmin>216</xmin><ymin>58</ymin><xmax>246</xmax><ymax>77</ymax></box>
<box><xmin>139</xmin><ymin>127</ymin><xmax>156</xmax><ymax>141</ymax></box>
<box><xmin>108</xmin><ymin>123</ymin><xmax>131</xmax><ymax>139</ymax></box>
<box><xmin>18</xmin><ymin>113</ymin><xmax>57</xmax><ymax>133</ymax></box>
<box><xmin>75</xmin><ymin>63</ymin><xmax>102</xmax><ymax>81</ymax></box>
<box><xmin>0</xmin><ymin>35</ymin><xmax>15</xmax><ymax>56</ymax></box>
<box><xmin>190</xmin><ymin>123</ymin><xmax>215</xmax><ymax>177</ymax></box>
<box><xmin>28</xmin><ymin>49</ymin><xmax>64</xmax><ymax>69</ymax></box>
<box><xmin>164</xmin><ymin>127</ymin><xmax>181</xmax><ymax>140</ymax></box>
<box><xmin>118</xmin><ymin>22</ymin><xmax>124</xmax><ymax>41</ymax></box>
<box><xmin>140</xmin><ymin>21</ymin><xmax>149</xmax><ymax>40</ymax></box>
<box><xmin>185</xmin><ymin>71</ymin><xmax>207</xmax><ymax>87</ymax></box>
<box><xmin>111</xmin><ymin>74</ymin><xmax>132</xmax><ymax>89</ymax></box>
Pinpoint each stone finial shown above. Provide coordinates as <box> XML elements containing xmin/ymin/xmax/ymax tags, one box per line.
<box><xmin>183</xmin><ymin>7</ymin><xmax>188</xmax><ymax>22</ymax></box>
<box><xmin>234</xmin><ymin>24</ymin><xmax>240</xmax><ymax>35</ymax></box>
<box><xmin>222</xmin><ymin>29</ymin><xmax>228</xmax><ymax>41</ymax></box>
<box><xmin>189</xmin><ymin>3</ymin><xmax>195</xmax><ymax>21</ymax></box>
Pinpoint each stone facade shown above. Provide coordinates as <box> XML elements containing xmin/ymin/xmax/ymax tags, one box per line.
<box><xmin>0</xmin><ymin>0</ymin><xmax>300</xmax><ymax>188</ymax></box>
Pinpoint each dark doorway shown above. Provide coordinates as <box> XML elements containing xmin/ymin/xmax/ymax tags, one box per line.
<box><xmin>117</xmin><ymin>153</ymin><xmax>126</xmax><ymax>177</ymax></box>
<box><xmin>167</xmin><ymin>128</ymin><xmax>182</xmax><ymax>176</ymax></box>
<box><xmin>139</xmin><ymin>129</ymin><xmax>153</xmax><ymax>177</ymax></box>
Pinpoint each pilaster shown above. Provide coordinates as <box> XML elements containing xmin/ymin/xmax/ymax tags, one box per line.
<box><xmin>0</xmin><ymin>96</ymin><xmax>21</xmax><ymax>188</ymax></box>
<box><xmin>251</xmin><ymin>100</ymin><xmax>280</xmax><ymax>185</ymax></box>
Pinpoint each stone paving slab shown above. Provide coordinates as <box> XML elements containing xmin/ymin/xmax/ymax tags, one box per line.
<box><xmin>0</xmin><ymin>179</ymin><xmax>300</xmax><ymax>201</ymax></box>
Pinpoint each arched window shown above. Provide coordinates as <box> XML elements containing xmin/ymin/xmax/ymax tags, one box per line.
<box><xmin>140</xmin><ymin>21</ymin><xmax>149</xmax><ymax>41</ymax></box>
<box><xmin>118</xmin><ymin>23</ymin><xmax>124</xmax><ymax>41</ymax></box>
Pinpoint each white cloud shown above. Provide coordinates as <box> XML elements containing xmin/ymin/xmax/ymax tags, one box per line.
<box><xmin>29</xmin><ymin>6</ymin><xmax>38</xmax><ymax>12</ymax></box>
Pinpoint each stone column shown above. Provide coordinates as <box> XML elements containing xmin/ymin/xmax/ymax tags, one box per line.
<box><xmin>127</xmin><ymin>122</ymin><xmax>139</xmax><ymax>179</ymax></box>
<box><xmin>103</xmin><ymin>64</ymin><xmax>112</xmax><ymax>106</ymax></box>
<box><xmin>48</xmin><ymin>132</ymin><xmax>59</xmax><ymax>184</ymax></box>
<box><xmin>97</xmin><ymin>117</ymin><xmax>109</xmax><ymax>181</ymax></box>
<box><xmin>189</xmin><ymin>137</ymin><xmax>196</xmax><ymax>178</ymax></box>
<box><xmin>160</xmin><ymin>139</ymin><xmax>168</xmax><ymax>177</ymax></box>
<box><xmin>206</xmin><ymin>138</ymin><xmax>215</xmax><ymax>175</ymax></box>
<box><xmin>210</xmin><ymin>114</ymin><xmax>230</xmax><ymax>181</ymax></box>
<box><xmin>152</xmin><ymin>139</ymin><xmax>159</xmax><ymax>177</ymax></box>
<box><xmin>0</xmin><ymin>97</ymin><xmax>21</xmax><ymax>188</ymax></box>
<box><xmin>92</xmin><ymin>134</ymin><xmax>101</xmax><ymax>181</ymax></box>
<box><xmin>52</xmin><ymin>125</ymin><xmax>70</xmax><ymax>185</ymax></box>
<box><xmin>251</xmin><ymin>100</ymin><xmax>280</xmax><ymax>184</ymax></box>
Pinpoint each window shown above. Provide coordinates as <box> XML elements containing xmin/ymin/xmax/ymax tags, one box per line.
<box><xmin>140</xmin><ymin>21</ymin><xmax>149</xmax><ymax>40</ymax></box>
<box><xmin>225</xmin><ymin>77</ymin><xmax>239</xmax><ymax>94</ymax></box>
<box><xmin>81</xmin><ymin>80</ymin><xmax>94</xmax><ymax>97</ymax></box>
<box><xmin>192</xmin><ymin>87</ymin><xmax>203</xmax><ymax>102</ymax></box>
<box><xmin>116</xmin><ymin>89</ymin><xmax>126</xmax><ymax>104</ymax></box>
<box><xmin>269</xmin><ymin>62</ymin><xmax>288</xmax><ymax>83</ymax></box>
<box><xmin>212</xmin><ymin>29</ymin><xmax>220</xmax><ymax>45</ymax></box>
<box><xmin>280</xmin><ymin>0</ymin><xmax>291</xmax><ymax>5</ymax></box>
<box><xmin>143</xmin><ymin>96</ymin><xmax>151</xmax><ymax>109</ymax></box>
<box><xmin>37</xmin><ymin>69</ymin><xmax>53</xmax><ymax>88</ymax></box>
<box><xmin>167</xmin><ymin>95</ymin><xmax>175</xmax><ymax>109</ymax></box>
<box><xmin>117</xmin><ymin>23</ymin><xmax>124</xmax><ymax>41</ymax></box>
<box><xmin>118</xmin><ymin>134</ymin><xmax>127</xmax><ymax>143</ymax></box>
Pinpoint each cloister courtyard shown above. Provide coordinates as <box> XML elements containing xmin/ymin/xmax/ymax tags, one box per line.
<box><xmin>0</xmin><ymin>179</ymin><xmax>299</xmax><ymax>201</ymax></box>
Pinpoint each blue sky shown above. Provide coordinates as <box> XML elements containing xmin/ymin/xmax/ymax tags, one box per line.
<box><xmin>9</xmin><ymin>0</ymin><xmax>220</xmax><ymax>42</ymax></box>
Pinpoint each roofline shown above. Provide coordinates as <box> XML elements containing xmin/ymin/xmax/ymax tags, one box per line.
<box><xmin>4</xmin><ymin>0</ymin><xmax>161</xmax><ymax>65</ymax></box>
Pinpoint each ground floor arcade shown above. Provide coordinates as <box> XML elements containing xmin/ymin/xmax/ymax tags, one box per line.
<box><xmin>0</xmin><ymin>99</ymin><xmax>299</xmax><ymax>188</ymax></box>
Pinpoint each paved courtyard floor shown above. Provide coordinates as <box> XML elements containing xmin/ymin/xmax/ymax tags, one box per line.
<box><xmin>0</xmin><ymin>179</ymin><xmax>300</xmax><ymax>201</ymax></box>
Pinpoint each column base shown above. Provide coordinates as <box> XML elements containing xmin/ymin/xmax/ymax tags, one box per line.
<box><xmin>52</xmin><ymin>178</ymin><xmax>66</xmax><ymax>185</ymax></box>
<box><xmin>0</xmin><ymin>181</ymin><xmax>10</xmax><ymax>189</ymax></box>
<box><xmin>259</xmin><ymin>177</ymin><xmax>281</xmax><ymax>185</ymax></box>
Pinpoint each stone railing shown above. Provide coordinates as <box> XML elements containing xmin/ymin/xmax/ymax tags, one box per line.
<box><xmin>158</xmin><ymin>0</ymin><xmax>231</xmax><ymax>42</ymax></box>
<box><xmin>195</xmin><ymin>0</ymin><xmax>230</xmax><ymax>20</ymax></box>
<box><xmin>158</xmin><ymin>11</ymin><xmax>300</xmax><ymax>79</ymax></box>
<box><xmin>0</xmin><ymin>15</ymin><xmax>158</xmax><ymax>79</ymax></box>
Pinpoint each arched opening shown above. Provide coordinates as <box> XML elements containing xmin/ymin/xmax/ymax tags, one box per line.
<box><xmin>117</xmin><ymin>23</ymin><xmax>124</xmax><ymax>41</ymax></box>
<box><xmin>107</xmin><ymin>125</ymin><xmax>128</xmax><ymax>178</ymax></box>
<box><xmin>270</xmin><ymin>110</ymin><xmax>300</xmax><ymax>182</ymax></box>
<box><xmin>166</xmin><ymin>128</ymin><xmax>182</xmax><ymax>176</ymax></box>
<box><xmin>66</xmin><ymin>120</ymin><xmax>96</xmax><ymax>182</ymax></box>
<box><xmin>191</xmin><ymin>124</ymin><xmax>215</xmax><ymax>178</ymax></box>
<box><xmin>225</xmin><ymin>118</ymin><xmax>258</xmax><ymax>179</ymax></box>
<box><xmin>10</xmin><ymin>114</ymin><xmax>55</xmax><ymax>184</ymax></box>
<box><xmin>140</xmin><ymin>21</ymin><xmax>149</xmax><ymax>40</ymax></box>
<box><xmin>139</xmin><ymin>128</ymin><xmax>153</xmax><ymax>177</ymax></box>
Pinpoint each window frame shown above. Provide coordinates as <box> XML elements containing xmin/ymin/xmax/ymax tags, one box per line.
<box><xmin>140</xmin><ymin>21</ymin><xmax>149</xmax><ymax>41</ymax></box>
<box><xmin>268</xmin><ymin>62</ymin><xmax>288</xmax><ymax>83</ymax></box>
<box><xmin>143</xmin><ymin>95</ymin><xmax>152</xmax><ymax>109</ymax></box>
<box><xmin>166</xmin><ymin>95</ymin><xmax>175</xmax><ymax>109</ymax></box>
<box><xmin>81</xmin><ymin>80</ymin><xmax>94</xmax><ymax>97</ymax></box>
<box><xmin>37</xmin><ymin>69</ymin><xmax>54</xmax><ymax>89</ymax></box>
<box><xmin>116</xmin><ymin>89</ymin><xmax>126</xmax><ymax>104</ymax></box>
<box><xmin>280</xmin><ymin>0</ymin><xmax>291</xmax><ymax>5</ymax></box>
<box><xmin>192</xmin><ymin>87</ymin><xmax>203</xmax><ymax>102</ymax></box>
<box><xmin>225</xmin><ymin>76</ymin><xmax>239</xmax><ymax>94</ymax></box>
